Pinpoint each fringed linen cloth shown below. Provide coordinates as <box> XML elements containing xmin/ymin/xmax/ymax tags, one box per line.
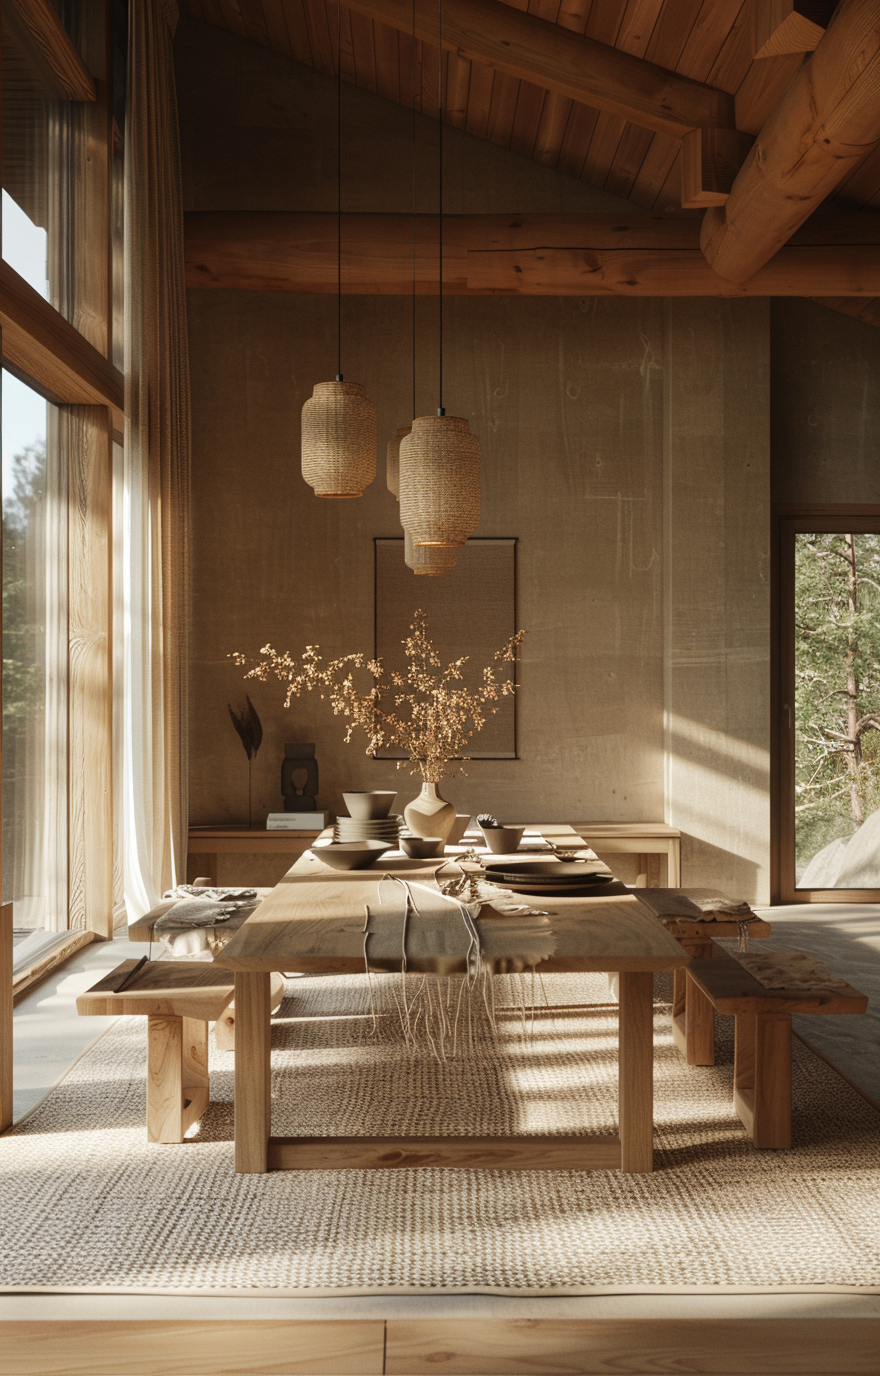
<box><xmin>361</xmin><ymin>873</ymin><xmax>558</xmax><ymax>1060</ymax></box>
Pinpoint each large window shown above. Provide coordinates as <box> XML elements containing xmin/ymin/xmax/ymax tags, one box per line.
<box><xmin>1</xmin><ymin>371</ymin><xmax>68</xmax><ymax>931</ymax></box>
<box><xmin>777</xmin><ymin>515</ymin><xmax>880</xmax><ymax>900</ymax></box>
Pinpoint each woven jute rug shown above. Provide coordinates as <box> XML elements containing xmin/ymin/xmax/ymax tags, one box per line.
<box><xmin>1</xmin><ymin>972</ymin><xmax>878</xmax><ymax>1293</ymax></box>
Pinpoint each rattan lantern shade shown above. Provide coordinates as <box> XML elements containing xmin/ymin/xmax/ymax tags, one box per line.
<box><xmin>302</xmin><ymin>380</ymin><xmax>377</xmax><ymax>498</ymax></box>
<box><xmin>386</xmin><ymin>424</ymin><xmax>411</xmax><ymax>499</ymax></box>
<box><xmin>398</xmin><ymin>414</ymin><xmax>480</xmax><ymax>547</ymax></box>
<box><xmin>404</xmin><ymin>530</ymin><xmax>457</xmax><ymax>576</ymax></box>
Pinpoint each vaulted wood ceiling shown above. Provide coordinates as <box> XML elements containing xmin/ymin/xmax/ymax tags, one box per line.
<box><xmin>182</xmin><ymin>0</ymin><xmax>880</xmax><ymax>323</ymax></box>
<box><xmin>182</xmin><ymin>0</ymin><xmax>880</xmax><ymax>217</ymax></box>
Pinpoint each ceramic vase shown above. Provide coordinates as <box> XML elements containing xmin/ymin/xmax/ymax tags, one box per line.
<box><xmin>403</xmin><ymin>781</ymin><xmax>456</xmax><ymax>842</ymax></box>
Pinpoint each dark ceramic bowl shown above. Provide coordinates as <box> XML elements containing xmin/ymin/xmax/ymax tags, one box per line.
<box><xmin>312</xmin><ymin>840</ymin><xmax>392</xmax><ymax>870</ymax></box>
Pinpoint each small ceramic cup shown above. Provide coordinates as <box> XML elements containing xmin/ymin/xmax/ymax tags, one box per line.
<box><xmin>400</xmin><ymin>835</ymin><xmax>446</xmax><ymax>859</ymax></box>
<box><xmin>478</xmin><ymin>824</ymin><xmax>525</xmax><ymax>855</ymax></box>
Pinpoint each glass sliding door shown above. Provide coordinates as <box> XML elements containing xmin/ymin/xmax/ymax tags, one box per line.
<box><xmin>778</xmin><ymin>515</ymin><xmax>880</xmax><ymax>900</ymax></box>
<box><xmin>1</xmin><ymin>371</ymin><xmax>68</xmax><ymax>931</ymax></box>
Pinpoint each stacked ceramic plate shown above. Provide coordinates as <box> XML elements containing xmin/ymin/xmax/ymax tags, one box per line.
<box><xmin>483</xmin><ymin>858</ymin><xmax>615</xmax><ymax>896</ymax></box>
<box><xmin>334</xmin><ymin>814</ymin><xmax>402</xmax><ymax>845</ymax></box>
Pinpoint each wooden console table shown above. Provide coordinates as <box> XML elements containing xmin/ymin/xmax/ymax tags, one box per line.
<box><xmin>571</xmin><ymin>823</ymin><xmax>681</xmax><ymax>887</ymax></box>
<box><xmin>187</xmin><ymin>828</ymin><xmax>321</xmax><ymax>885</ymax></box>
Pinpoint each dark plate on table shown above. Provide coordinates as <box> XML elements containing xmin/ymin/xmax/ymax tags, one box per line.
<box><xmin>484</xmin><ymin>859</ymin><xmax>613</xmax><ymax>886</ymax></box>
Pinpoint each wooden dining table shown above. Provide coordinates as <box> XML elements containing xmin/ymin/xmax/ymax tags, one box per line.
<box><xmin>214</xmin><ymin>825</ymin><xmax>689</xmax><ymax>1176</ymax></box>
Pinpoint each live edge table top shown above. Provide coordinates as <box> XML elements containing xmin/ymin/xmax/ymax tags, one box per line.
<box><xmin>214</xmin><ymin>835</ymin><xmax>688</xmax><ymax>977</ymax></box>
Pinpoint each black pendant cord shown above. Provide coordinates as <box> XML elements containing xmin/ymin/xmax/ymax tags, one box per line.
<box><xmin>437</xmin><ymin>0</ymin><xmax>444</xmax><ymax>417</ymax></box>
<box><xmin>412</xmin><ymin>0</ymin><xmax>417</xmax><ymax>420</ymax></box>
<box><xmin>337</xmin><ymin>0</ymin><xmax>343</xmax><ymax>382</ymax></box>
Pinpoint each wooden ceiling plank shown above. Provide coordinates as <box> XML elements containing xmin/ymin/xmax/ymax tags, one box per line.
<box><xmin>420</xmin><ymin>37</ymin><xmax>441</xmax><ymax>118</ymax></box>
<box><xmin>702</xmin><ymin>0</ymin><xmax>880</xmax><ymax>284</ymax></box>
<box><xmin>754</xmin><ymin>0</ymin><xmax>836</xmax><ymax>58</ymax></box>
<box><xmin>556</xmin><ymin>101</ymin><xmax>601</xmax><ymax>177</ymax></box>
<box><xmin>373</xmin><ymin>16</ymin><xmax>402</xmax><ymax>102</ymax></box>
<box><xmin>302</xmin><ymin>0</ymin><xmax>337</xmax><ymax>74</ymax></box>
<box><xmin>397</xmin><ymin>27</ymin><xmax>418</xmax><ymax>112</ymax></box>
<box><xmin>569</xmin><ymin>0</ymin><xmax>628</xmax><ymax>186</ymax></box>
<box><xmin>533</xmin><ymin>90</ymin><xmax>573</xmax><ymax>165</ymax></box>
<box><xmin>654</xmin><ymin>145</ymin><xmax>684</xmax><ymax>209</ymax></box>
<box><xmin>445</xmin><ymin>49</ymin><xmax>472</xmax><ymax>128</ymax></box>
<box><xmin>527</xmin><ymin>0</ymin><xmax>563</xmax><ymax>21</ymax></box>
<box><xmin>601</xmin><ymin>0</ymin><xmax>700</xmax><ymax>200</ymax></box>
<box><xmin>582</xmin><ymin>112</ymin><xmax>628</xmax><ymax>185</ymax></box>
<box><xmin>4</xmin><ymin>0</ymin><xmax>97</xmax><ymax>100</ymax></box>
<box><xmin>605</xmin><ymin>124</ymin><xmax>654</xmax><ymax>198</ymax></box>
<box><xmin>260</xmin><ymin>0</ymin><xmax>310</xmax><ymax>59</ymax></box>
<box><xmin>485</xmin><ymin>70</ymin><xmax>521</xmax><ymax>147</ymax></box>
<box><xmin>234</xmin><ymin>0</ymin><xmax>273</xmax><ymax>46</ymax></box>
<box><xmin>615</xmin><ymin>0</ymin><xmax>665</xmax><ymax>56</ymax></box>
<box><xmin>464</xmin><ymin>60</ymin><xmax>495</xmax><ymax>138</ymax></box>
<box><xmin>338</xmin><ymin>0</ymin><xmax>735</xmax><ymax>138</ymax></box>
<box><xmin>622</xmin><ymin>132</ymin><xmax>677</xmax><ymax>206</ymax></box>
<box><xmin>349</xmin><ymin>8</ymin><xmax>378</xmax><ymax>92</ymax></box>
<box><xmin>509</xmin><ymin>79</ymin><xmax>547</xmax><ymax>158</ymax></box>
<box><xmin>556</xmin><ymin>0</ymin><xmax>592</xmax><ymax>34</ymax></box>
<box><xmin>678</xmin><ymin>0</ymin><xmax>747</xmax><ymax>86</ymax></box>
<box><xmin>216</xmin><ymin>0</ymin><xmax>250</xmax><ymax>39</ymax></box>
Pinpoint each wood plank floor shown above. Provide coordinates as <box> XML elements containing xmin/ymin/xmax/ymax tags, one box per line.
<box><xmin>3</xmin><ymin>1318</ymin><xmax>880</xmax><ymax>1375</ymax></box>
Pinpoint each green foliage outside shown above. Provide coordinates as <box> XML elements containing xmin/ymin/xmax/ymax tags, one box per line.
<box><xmin>794</xmin><ymin>532</ymin><xmax>880</xmax><ymax>873</ymax></box>
<box><xmin>2</xmin><ymin>439</ymin><xmax>47</xmax><ymax>723</ymax></box>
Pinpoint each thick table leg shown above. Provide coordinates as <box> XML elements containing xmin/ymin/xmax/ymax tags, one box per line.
<box><xmin>618</xmin><ymin>971</ymin><xmax>653</xmax><ymax>1173</ymax></box>
<box><xmin>147</xmin><ymin>1016</ymin><xmax>210</xmax><ymax>1143</ymax></box>
<box><xmin>234</xmin><ymin>971</ymin><xmax>272</xmax><ymax>1173</ymax></box>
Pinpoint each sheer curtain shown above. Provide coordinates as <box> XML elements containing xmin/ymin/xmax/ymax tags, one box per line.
<box><xmin>120</xmin><ymin>0</ymin><xmax>190</xmax><ymax>917</ymax></box>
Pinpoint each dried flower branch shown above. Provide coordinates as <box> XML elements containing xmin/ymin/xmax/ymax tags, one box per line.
<box><xmin>232</xmin><ymin>610</ymin><xmax>524</xmax><ymax>782</ymax></box>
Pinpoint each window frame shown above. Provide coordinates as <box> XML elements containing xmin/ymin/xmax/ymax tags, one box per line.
<box><xmin>773</xmin><ymin>505</ymin><xmax>880</xmax><ymax>903</ymax></box>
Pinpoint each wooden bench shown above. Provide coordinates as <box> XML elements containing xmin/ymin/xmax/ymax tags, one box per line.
<box><xmin>683</xmin><ymin>945</ymin><xmax>868</xmax><ymax>1148</ymax></box>
<box><xmin>666</xmin><ymin>919</ymin><xmax>772</xmax><ymax>1067</ymax></box>
<box><xmin>77</xmin><ymin>960</ymin><xmax>284</xmax><ymax>1142</ymax></box>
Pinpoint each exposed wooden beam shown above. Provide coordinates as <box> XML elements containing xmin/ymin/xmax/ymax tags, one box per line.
<box><xmin>0</xmin><ymin>261</ymin><xmax>124</xmax><ymax>426</ymax></box>
<box><xmin>3</xmin><ymin>0</ymin><xmax>97</xmax><ymax>101</ymax></box>
<box><xmin>681</xmin><ymin>129</ymin><xmax>754</xmax><ymax>208</ymax></box>
<box><xmin>754</xmin><ymin>0</ymin><xmax>837</xmax><ymax>58</ymax></box>
<box><xmin>812</xmin><ymin>294</ymin><xmax>880</xmax><ymax>324</ymax></box>
<box><xmin>184</xmin><ymin>210</ymin><xmax>880</xmax><ymax>297</ymax></box>
<box><xmin>702</xmin><ymin>0</ymin><xmax>880</xmax><ymax>285</ymax></box>
<box><xmin>335</xmin><ymin>0</ymin><xmax>734</xmax><ymax>140</ymax></box>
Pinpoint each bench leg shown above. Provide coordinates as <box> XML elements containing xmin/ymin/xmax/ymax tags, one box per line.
<box><xmin>671</xmin><ymin>941</ymin><xmax>715</xmax><ymax>1066</ymax></box>
<box><xmin>147</xmin><ymin>1016</ymin><xmax>209</xmax><ymax>1144</ymax></box>
<box><xmin>733</xmin><ymin>1011</ymin><xmax>791</xmax><ymax>1149</ymax></box>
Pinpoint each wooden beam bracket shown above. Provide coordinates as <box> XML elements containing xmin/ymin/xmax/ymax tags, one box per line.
<box><xmin>3</xmin><ymin>0</ymin><xmax>97</xmax><ymax>101</ymax></box>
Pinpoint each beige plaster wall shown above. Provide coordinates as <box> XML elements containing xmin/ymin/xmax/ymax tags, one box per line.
<box><xmin>770</xmin><ymin>299</ymin><xmax>880</xmax><ymax>507</ymax></box>
<box><xmin>178</xmin><ymin>22</ymin><xmax>773</xmax><ymax>898</ymax></box>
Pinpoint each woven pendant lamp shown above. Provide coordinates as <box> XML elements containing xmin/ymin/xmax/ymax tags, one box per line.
<box><xmin>405</xmin><ymin>530</ymin><xmax>457</xmax><ymax>576</ymax></box>
<box><xmin>399</xmin><ymin>413</ymin><xmax>480</xmax><ymax>547</ymax></box>
<box><xmin>302</xmin><ymin>380</ymin><xmax>377</xmax><ymax>497</ymax></box>
<box><xmin>301</xmin><ymin>5</ymin><xmax>376</xmax><ymax>499</ymax></box>
<box><xmin>386</xmin><ymin>423</ymin><xmax>411</xmax><ymax>499</ymax></box>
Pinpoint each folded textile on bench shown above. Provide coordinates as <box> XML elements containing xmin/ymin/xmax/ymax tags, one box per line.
<box><xmin>154</xmin><ymin>885</ymin><xmax>260</xmax><ymax>957</ymax></box>
<box><xmin>635</xmin><ymin>888</ymin><xmax>758</xmax><ymax>922</ymax></box>
<box><xmin>734</xmin><ymin>948</ymin><xmax>850</xmax><ymax>994</ymax></box>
